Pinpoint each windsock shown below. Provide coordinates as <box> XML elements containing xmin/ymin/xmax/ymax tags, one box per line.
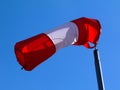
<box><xmin>14</xmin><ymin>17</ymin><xmax>101</xmax><ymax>71</ymax></box>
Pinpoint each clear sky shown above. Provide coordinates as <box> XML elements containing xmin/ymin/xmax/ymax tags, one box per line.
<box><xmin>0</xmin><ymin>0</ymin><xmax>120</xmax><ymax>90</ymax></box>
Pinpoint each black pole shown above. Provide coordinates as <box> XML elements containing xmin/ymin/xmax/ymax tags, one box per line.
<box><xmin>94</xmin><ymin>49</ymin><xmax>105</xmax><ymax>90</ymax></box>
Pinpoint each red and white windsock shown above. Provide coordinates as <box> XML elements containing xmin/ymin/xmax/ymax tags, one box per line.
<box><xmin>14</xmin><ymin>17</ymin><xmax>101</xmax><ymax>71</ymax></box>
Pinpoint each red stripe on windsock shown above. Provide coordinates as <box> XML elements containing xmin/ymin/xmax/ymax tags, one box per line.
<box><xmin>14</xmin><ymin>33</ymin><xmax>56</xmax><ymax>71</ymax></box>
<box><xmin>72</xmin><ymin>17</ymin><xmax>101</xmax><ymax>48</ymax></box>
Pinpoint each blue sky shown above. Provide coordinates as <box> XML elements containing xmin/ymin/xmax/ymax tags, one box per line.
<box><xmin>0</xmin><ymin>0</ymin><xmax>120</xmax><ymax>90</ymax></box>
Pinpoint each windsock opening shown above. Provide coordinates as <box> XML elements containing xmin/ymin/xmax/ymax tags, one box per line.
<box><xmin>72</xmin><ymin>17</ymin><xmax>101</xmax><ymax>49</ymax></box>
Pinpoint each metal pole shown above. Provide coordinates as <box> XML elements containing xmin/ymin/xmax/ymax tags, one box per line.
<box><xmin>93</xmin><ymin>49</ymin><xmax>105</xmax><ymax>90</ymax></box>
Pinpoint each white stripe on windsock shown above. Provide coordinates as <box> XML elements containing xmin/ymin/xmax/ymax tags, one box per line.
<box><xmin>46</xmin><ymin>22</ymin><xmax>79</xmax><ymax>51</ymax></box>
